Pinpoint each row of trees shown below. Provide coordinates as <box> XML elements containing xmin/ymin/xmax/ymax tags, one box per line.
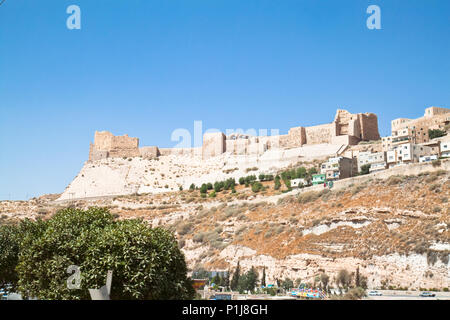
<box><xmin>0</xmin><ymin>208</ymin><xmax>195</xmax><ymax>300</ymax></box>
<box><xmin>187</xmin><ymin>165</ymin><xmax>320</xmax><ymax>196</ymax></box>
<box><xmin>195</xmin><ymin>264</ymin><xmax>368</xmax><ymax>297</ymax></box>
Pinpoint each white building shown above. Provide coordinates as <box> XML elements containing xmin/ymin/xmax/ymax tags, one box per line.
<box><xmin>441</xmin><ymin>139</ymin><xmax>450</xmax><ymax>158</ymax></box>
<box><xmin>419</xmin><ymin>155</ymin><xmax>438</xmax><ymax>163</ymax></box>
<box><xmin>386</xmin><ymin>142</ymin><xmax>432</xmax><ymax>167</ymax></box>
<box><xmin>320</xmin><ymin>156</ymin><xmax>356</xmax><ymax>180</ymax></box>
<box><xmin>357</xmin><ymin>151</ymin><xmax>387</xmax><ymax>173</ymax></box>
<box><xmin>291</xmin><ymin>178</ymin><xmax>308</xmax><ymax>188</ymax></box>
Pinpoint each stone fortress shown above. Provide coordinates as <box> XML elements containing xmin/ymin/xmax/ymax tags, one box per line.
<box><xmin>59</xmin><ymin>109</ymin><xmax>381</xmax><ymax>200</ymax></box>
<box><xmin>88</xmin><ymin>109</ymin><xmax>380</xmax><ymax>162</ymax></box>
<box><xmin>59</xmin><ymin>106</ymin><xmax>450</xmax><ymax>200</ymax></box>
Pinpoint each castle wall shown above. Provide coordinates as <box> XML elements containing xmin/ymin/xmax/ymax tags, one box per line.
<box><xmin>87</xmin><ymin>109</ymin><xmax>382</xmax><ymax>161</ymax></box>
<box><xmin>286</xmin><ymin>126</ymin><xmax>306</xmax><ymax>148</ymax></box>
<box><xmin>359</xmin><ymin>113</ymin><xmax>380</xmax><ymax>141</ymax></box>
<box><xmin>89</xmin><ymin>131</ymin><xmax>140</xmax><ymax>161</ymax></box>
<box><xmin>140</xmin><ymin>146</ymin><xmax>160</xmax><ymax>159</ymax></box>
<box><xmin>89</xmin><ymin>143</ymin><xmax>108</xmax><ymax>161</ymax></box>
<box><xmin>159</xmin><ymin>147</ymin><xmax>201</xmax><ymax>156</ymax></box>
<box><xmin>331</xmin><ymin>135</ymin><xmax>360</xmax><ymax>146</ymax></box>
<box><xmin>202</xmin><ymin>132</ymin><xmax>226</xmax><ymax>159</ymax></box>
<box><xmin>304</xmin><ymin>123</ymin><xmax>334</xmax><ymax>144</ymax></box>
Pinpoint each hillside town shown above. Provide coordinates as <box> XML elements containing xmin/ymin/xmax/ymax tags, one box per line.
<box><xmin>281</xmin><ymin>106</ymin><xmax>450</xmax><ymax>188</ymax></box>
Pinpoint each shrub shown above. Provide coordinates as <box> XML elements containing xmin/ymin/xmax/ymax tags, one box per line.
<box><xmin>431</xmin><ymin>160</ymin><xmax>441</xmax><ymax>167</ymax></box>
<box><xmin>11</xmin><ymin>208</ymin><xmax>194</xmax><ymax>300</ymax></box>
<box><xmin>189</xmin><ymin>183</ymin><xmax>196</xmax><ymax>191</ymax></box>
<box><xmin>298</xmin><ymin>191</ymin><xmax>320</xmax><ymax>203</ymax></box>
<box><xmin>359</xmin><ymin>164</ymin><xmax>371</xmax><ymax>175</ymax></box>
<box><xmin>344</xmin><ymin>287</ymin><xmax>366</xmax><ymax>300</ymax></box>
<box><xmin>177</xmin><ymin>221</ymin><xmax>193</xmax><ymax>235</ymax></box>
<box><xmin>428</xmin><ymin>129</ymin><xmax>446</xmax><ymax>140</ymax></box>
<box><xmin>193</xmin><ymin>233</ymin><xmax>205</xmax><ymax>243</ymax></box>
<box><xmin>274</xmin><ymin>178</ymin><xmax>281</xmax><ymax>190</ymax></box>
<box><xmin>251</xmin><ymin>182</ymin><xmax>263</xmax><ymax>193</ymax></box>
<box><xmin>429</xmin><ymin>183</ymin><xmax>440</xmax><ymax>191</ymax></box>
<box><xmin>200</xmin><ymin>184</ymin><xmax>208</xmax><ymax>194</ymax></box>
<box><xmin>387</xmin><ymin>175</ymin><xmax>404</xmax><ymax>185</ymax></box>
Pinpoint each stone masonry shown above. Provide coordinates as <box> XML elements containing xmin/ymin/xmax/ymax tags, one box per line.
<box><xmin>87</xmin><ymin>109</ymin><xmax>381</xmax><ymax>161</ymax></box>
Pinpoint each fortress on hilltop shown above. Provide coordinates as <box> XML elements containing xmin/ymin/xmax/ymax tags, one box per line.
<box><xmin>88</xmin><ymin>109</ymin><xmax>381</xmax><ymax>162</ymax></box>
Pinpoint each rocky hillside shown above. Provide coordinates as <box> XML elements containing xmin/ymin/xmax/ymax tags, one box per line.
<box><xmin>1</xmin><ymin>161</ymin><xmax>449</xmax><ymax>291</ymax></box>
<box><xmin>57</xmin><ymin>144</ymin><xmax>342</xmax><ymax>200</ymax></box>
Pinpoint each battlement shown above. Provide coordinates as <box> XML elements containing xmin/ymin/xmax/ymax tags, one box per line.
<box><xmin>89</xmin><ymin>131</ymin><xmax>140</xmax><ymax>161</ymax></box>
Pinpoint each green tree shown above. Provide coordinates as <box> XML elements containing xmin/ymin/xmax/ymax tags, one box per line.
<box><xmin>336</xmin><ymin>269</ymin><xmax>352</xmax><ymax>289</ymax></box>
<box><xmin>238</xmin><ymin>267</ymin><xmax>258</xmax><ymax>293</ymax></box>
<box><xmin>359</xmin><ymin>164</ymin><xmax>371</xmax><ymax>175</ymax></box>
<box><xmin>192</xmin><ymin>267</ymin><xmax>209</xmax><ymax>279</ymax></box>
<box><xmin>308</xmin><ymin>167</ymin><xmax>318</xmax><ymax>176</ymax></box>
<box><xmin>223</xmin><ymin>270</ymin><xmax>230</xmax><ymax>290</ymax></box>
<box><xmin>200</xmin><ymin>184</ymin><xmax>208</xmax><ymax>194</ymax></box>
<box><xmin>214</xmin><ymin>182</ymin><xmax>222</xmax><ymax>192</ymax></box>
<box><xmin>13</xmin><ymin>207</ymin><xmax>194</xmax><ymax>300</ymax></box>
<box><xmin>189</xmin><ymin>183</ymin><xmax>196</xmax><ymax>191</ymax></box>
<box><xmin>274</xmin><ymin>177</ymin><xmax>281</xmax><ymax>190</ymax></box>
<box><xmin>0</xmin><ymin>219</ymin><xmax>47</xmax><ymax>293</ymax></box>
<box><xmin>261</xmin><ymin>267</ymin><xmax>266</xmax><ymax>287</ymax></box>
<box><xmin>355</xmin><ymin>266</ymin><xmax>361</xmax><ymax>287</ymax></box>
<box><xmin>320</xmin><ymin>273</ymin><xmax>329</xmax><ymax>290</ymax></box>
<box><xmin>0</xmin><ymin>224</ymin><xmax>20</xmax><ymax>292</ymax></box>
<box><xmin>296</xmin><ymin>167</ymin><xmax>307</xmax><ymax>178</ymax></box>
<box><xmin>230</xmin><ymin>261</ymin><xmax>241</xmax><ymax>291</ymax></box>
<box><xmin>251</xmin><ymin>181</ymin><xmax>263</xmax><ymax>193</ymax></box>
<box><xmin>428</xmin><ymin>129</ymin><xmax>446</xmax><ymax>140</ymax></box>
<box><xmin>281</xmin><ymin>278</ymin><xmax>294</xmax><ymax>291</ymax></box>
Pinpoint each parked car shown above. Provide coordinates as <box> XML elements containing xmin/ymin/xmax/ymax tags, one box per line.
<box><xmin>419</xmin><ymin>291</ymin><xmax>436</xmax><ymax>297</ymax></box>
<box><xmin>368</xmin><ymin>290</ymin><xmax>382</xmax><ymax>296</ymax></box>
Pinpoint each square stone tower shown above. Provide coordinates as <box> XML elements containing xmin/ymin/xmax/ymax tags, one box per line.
<box><xmin>202</xmin><ymin>132</ymin><xmax>226</xmax><ymax>159</ymax></box>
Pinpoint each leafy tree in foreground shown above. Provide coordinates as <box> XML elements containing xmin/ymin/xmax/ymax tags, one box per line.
<box><xmin>0</xmin><ymin>219</ymin><xmax>46</xmax><ymax>293</ymax></box>
<box><xmin>9</xmin><ymin>207</ymin><xmax>194</xmax><ymax>300</ymax></box>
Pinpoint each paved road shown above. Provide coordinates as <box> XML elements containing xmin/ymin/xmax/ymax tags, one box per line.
<box><xmin>363</xmin><ymin>290</ymin><xmax>450</xmax><ymax>300</ymax></box>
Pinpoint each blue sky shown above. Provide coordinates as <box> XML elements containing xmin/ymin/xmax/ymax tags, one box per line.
<box><xmin>1</xmin><ymin>0</ymin><xmax>449</xmax><ymax>199</ymax></box>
